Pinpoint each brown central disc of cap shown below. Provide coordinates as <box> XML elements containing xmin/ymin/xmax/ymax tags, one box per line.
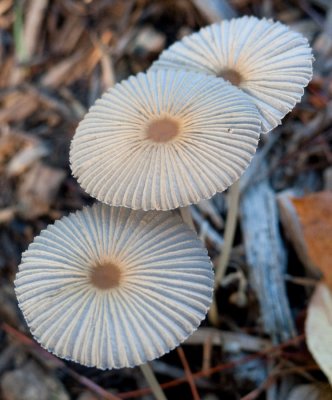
<box><xmin>146</xmin><ymin>117</ymin><xmax>180</xmax><ymax>143</ymax></box>
<box><xmin>218</xmin><ymin>69</ymin><xmax>242</xmax><ymax>86</ymax></box>
<box><xmin>90</xmin><ymin>261</ymin><xmax>122</xmax><ymax>290</ymax></box>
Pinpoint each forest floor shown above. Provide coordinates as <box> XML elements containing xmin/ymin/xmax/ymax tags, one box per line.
<box><xmin>0</xmin><ymin>0</ymin><xmax>332</xmax><ymax>399</ymax></box>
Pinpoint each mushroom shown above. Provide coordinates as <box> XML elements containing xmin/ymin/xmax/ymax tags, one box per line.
<box><xmin>151</xmin><ymin>16</ymin><xmax>313</xmax><ymax>133</ymax></box>
<box><xmin>70</xmin><ymin>69</ymin><xmax>261</xmax><ymax>211</ymax></box>
<box><xmin>15</xmin><ymin>202</ymin><xmax>214</xmax><ymax>369</ymax></box>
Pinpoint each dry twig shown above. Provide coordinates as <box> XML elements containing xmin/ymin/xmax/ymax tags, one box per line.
<box><xmin>177</xmin><ymin>347</ymin><xmax>201</xmax><ymax>400</ymax></box>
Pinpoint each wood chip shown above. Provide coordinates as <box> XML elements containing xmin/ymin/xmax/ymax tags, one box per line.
<box><xmin>17</xmin><ymin>162</ymin><xmax>65</xmax><ymax>218</ymax></box>
<box><xmin>6</xmin><ymin>143</ymin><xmax>49</xmax><ymax>177</ymax></box>
<box><xmin>0</xmin><ymin>92</ymin><xmax>40</xmax><ymax>124</ymax></box>
<box><xmin>191</xmin><ymin>0</ymin><xmax>237</xmax><ymax>22</ymax></box>
<box><xmin>23</xmin><ymin>0</ymin><xmax>49</xmax><ymax>60</ymax></box>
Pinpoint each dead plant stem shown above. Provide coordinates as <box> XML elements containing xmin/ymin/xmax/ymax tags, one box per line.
<box><xmin>209</xmin><ymin>179</ymin><xmax>240</xmax><ymax>325</ymax></box>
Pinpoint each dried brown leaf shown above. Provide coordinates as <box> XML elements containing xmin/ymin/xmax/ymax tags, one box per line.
<box><xmin>278</xmin><ymin>192</ymin><xmax>319</xmax><ymax>277</ymax></box>
<box><xmin>291</xmin><ymin>192</ymin><xmax>332</xmax><ymax>289</ymax></box>
<box><xmin>0</xmin><ymin>92</ymin><xmax>40</xmax><ymax>124</ymax></box>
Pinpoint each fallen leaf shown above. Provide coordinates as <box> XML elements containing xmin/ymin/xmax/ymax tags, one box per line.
<box><xmin>284</xmin><ymin>191</ymin><xmax>332</xmax><ymax>288</ymax></box>
<box><xmin>278</xmin><ymin>191</ymin><xmax>319</xmax><ymax>278</ymax></box>
<box><xmin>306</xmin><ymin>282</ymin><xmax>332</xmax><ymax>385</ymax></box>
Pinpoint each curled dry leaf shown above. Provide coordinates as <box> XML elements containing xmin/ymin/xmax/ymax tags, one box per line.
<box><xmin>306</xmin><ymin>282</ymin><xmax>332</xmax><ymax>385</ymax></box>
<box><xmin>291</xmin><ymin>192</ymin><xmax>332</xmax><ymax>289</ymax></box>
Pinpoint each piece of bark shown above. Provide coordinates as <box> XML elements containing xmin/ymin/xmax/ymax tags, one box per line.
<box><xmin>17</xmin><ymin>162</ymin><xmax>65</xmax><ymax>219</ymax></box>
<box><xmin>191</xmin><ymin>0</ymin><xmax>236</xmax><ymax>22</ymax></box>
<box><xmin>240</xmin><ymin>158</ymin><xmax>295</xmax><ymax>342</ymax></box>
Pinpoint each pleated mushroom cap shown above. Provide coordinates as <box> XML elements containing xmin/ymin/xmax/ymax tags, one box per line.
<box><xmin>70</xmin><ymin>69</ymin><xmax>261</xmax><ymax>210</ymax></box>
<box><xmin>15</xmin><ymin>203</ymin><xmax>214</xmax><ymax>369</ymax></box>
<box><xmin>151</xmin><ymin>16</ymin><xmax>313</xmax><ymax>133</ymax></box>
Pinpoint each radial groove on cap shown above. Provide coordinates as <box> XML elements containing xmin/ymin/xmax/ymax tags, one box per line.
<box><xmin>70</xmin><ymin>69</ymin><xmax>261</xmax><ymax>210</ymax></box>
<box><xmin>151</xmin><ymin>16</ymin><xmax>313</xmax><ymax>133</ymax></box>
<box><xmin>15</xmin><ymin>203</ymin><xmax>214</xmax><ymax>369</ymax></box>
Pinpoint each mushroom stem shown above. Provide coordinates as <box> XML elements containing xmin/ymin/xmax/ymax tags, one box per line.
<box><xmin>209</xmin><ymin>179</ymin><xmax>240</xmax><ymax>325</ymax></box>
<box><xmin>140</xmin><ymin>363</ymin><xmax>167</xmax><ymax>400</ymax></box>
<box><xmin>179</xmin><ymin>206</ymin><xmax>195</xmax><ymax>231</ymax></box>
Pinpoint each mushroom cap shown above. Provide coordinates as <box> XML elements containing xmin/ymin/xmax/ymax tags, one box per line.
<box><xmin>70</xmin><ymin>69</ymin><xmax>261</xmax><ymax>211</ymax></box>
<box><xmin>15</xmin><ymin>203</ymin><xmax>214</xmax><ymax>369</ymax></box>
<box><xmin>151</xmin><ymin>16</ymin><xmax>313</xmax><ymax>133</ymax></box>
